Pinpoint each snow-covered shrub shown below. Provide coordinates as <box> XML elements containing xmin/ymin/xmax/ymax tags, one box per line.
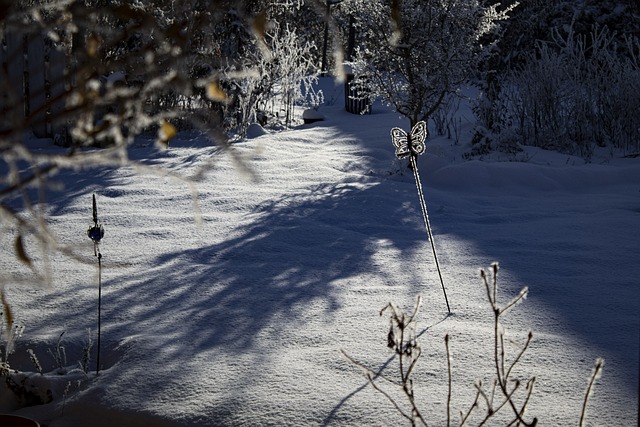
<box><xmin>263</xmin><ymin>22</ymin><xmax>321</xmax><ymax>129</ymax></box>
<box><xmin>78</xmin><ymin>330</ymin><xmax>94</xmax><ymax>375</ymax></box>
<box><xmin>473</xmin><ymin>23</ymin><xmax>640</xmax><ymax>158</ymax></box>
<box><xmin>512</xmin><ymin>41</ymin><xmax>574</xmax><ymax>153</ymax></box>
<box><xmin>224</xmin><ymin>18</ymin><xmax>321</xmax><ymax>134</ymax></box>
<box><xmin>345</xmin><ymin>0</ymin><xmax>514</xmax><ymax>127</ymax></box>
<box><xmin>431</xmin><ymin>92</ymin><xmax>462</xmax><ymax>142</ymax></box>
<box><xmin>47</xmin><ymin>331</ymin><xmax>67</xmax><ymax>375</ymax></box>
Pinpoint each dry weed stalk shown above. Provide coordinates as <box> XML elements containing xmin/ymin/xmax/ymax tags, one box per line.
<box><xmin>343</xmin><ymin>264</ymin><xmax>605</xmax><ymax>426</ymax></box>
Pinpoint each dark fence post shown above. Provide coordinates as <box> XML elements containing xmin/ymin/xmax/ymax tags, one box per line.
<box><xmin>344</xmin><ymin>72</ymin><xmax>371</xmax><ymax>115</ymax></box>
<box><xmin>1</xmin><ymin>30</ymin><xmax>68</xmax><ymax>140</ymax></box>
<box><xmin>49</xmin><ymin>45</ymin><xmax>67</xmax><ymax>139</ymax></box>
<box><xmin>27</xmin><ymin>34</ymin><xmax>47</xmax><ymax>138</ymax></box>
<box><xmin>1</xmin><ymin>32</ymin><xmax>26</xmax><ymax>134</ymax></box>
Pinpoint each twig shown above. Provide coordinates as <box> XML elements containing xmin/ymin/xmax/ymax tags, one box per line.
<box><xmin>483</xmin><ymin>264</ymin><xmax>537</xmax><ymax>427</ymax></box>
<box><xmin>459</xmin><ymin>387</ymin><xmax>480</xmax><ymax>426</ymax></box>
<box><xmin>580</xmin><ymin>358</ymin><xmax>604</xmax><ymax>427</ymax></box>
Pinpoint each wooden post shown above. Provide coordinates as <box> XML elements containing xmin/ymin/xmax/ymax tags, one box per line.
<box><xmin>27</xmin><ymin>34</ymin><xmax>47</xmax><ymax>138</ymax></box>
<box><xmin>49</xmin><ymin>46</ymin><xmax>67</xmax><ymax>139</ymax></box>
<box><xmin>0</xmin><ymin>34</ymin><xmax>7</xmax><ymax>132</ymax></box>
<box><xmin>2</xmin><ymin>32</ymin><xmax>26</xmax><ymax>134</ymax></box>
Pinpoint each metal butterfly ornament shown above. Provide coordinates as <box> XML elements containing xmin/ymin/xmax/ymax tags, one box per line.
<box><xmin>390</xmin><ymin>121</ymin><xmax>428</xmax><ymax>159</ymax></box>
<box><xmin>388</xmin><ymin>120</ymin><xmax>451</xmax><ymax>314</ymax></box>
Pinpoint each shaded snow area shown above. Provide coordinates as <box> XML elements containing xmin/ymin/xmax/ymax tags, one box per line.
<box><xmin>1</xmin><ymin>79</ymin><xmax>638</xmax><ymax>426</ymax></box>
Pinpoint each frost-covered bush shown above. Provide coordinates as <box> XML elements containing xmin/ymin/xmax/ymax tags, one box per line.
<box><xmin>226</xmin><ymin>20</ymin><xmax>321</xmax><ymax>134</ymax></box>
<box><xmin>343</xmin><ymin>0</ymin><xmax>513</xmax><ymax>127</ymax></box>
<box><xmin>216</xmin><ymin>1</ymin><xmax>326</xmax><ymax>135</ymax></box>
<box><xmin>268</xmin><ymin>23</ymin><xmax>321</xmax><ymax>128</ymax></box>
<box><xmin>473</xmin><ymin>22</ymin><xmax>640</xmax><ymax>159</ymax></box>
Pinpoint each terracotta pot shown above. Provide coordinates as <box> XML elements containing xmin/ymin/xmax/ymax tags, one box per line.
<box><xmin>0</xmin><ymin>414</ymin><xmax>40</xmax><ymax>427</ymax></box>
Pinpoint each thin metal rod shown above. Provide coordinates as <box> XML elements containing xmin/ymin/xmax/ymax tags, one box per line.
<box><xmin>410</xmin><ymin>154</ymin><xmax>451</xmax><ymax>314</ymax></box>
<box><xmin>96</xmin><ymin>250</ymin><xmax>102</xmax><ymax>375</ymax></box>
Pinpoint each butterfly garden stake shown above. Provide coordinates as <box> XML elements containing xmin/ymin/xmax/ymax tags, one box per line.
<box><xmin>87</xmin><ymin>194</ymin><xmax>105</xmax><ymax>374</ymax></box>
<box><xmin>391</xmin><ymin>121</ymin><xmax>451</xmax><ymax>314</ymax></box>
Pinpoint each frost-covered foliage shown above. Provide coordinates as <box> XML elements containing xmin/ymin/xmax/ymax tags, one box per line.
<box><xmin>473</xmin><ymin>23</ymin><xmax>640</xmax><ymax>158</ymax></box>
<box><xmin>0</xmin><ymin>2</ymin><xmax>240</xmax><ymax>288</ymax></box>
<box><xmin>267</xmin><ymin>23</ymin><xmax>321</xmax><ymax>128</ymax></box>
<box><xmin>0</xmin><ymin>1</ymin><xmax>332</xmax><ymax>284</ymax></box>
<box><xmin>472</xmin><ymin>0</ymin><xmax>640</xmax><ymax>158</ymax></box>
<box><xmin>493</xmin><ymin>0</ymin><xmax>640</xmax><ymax>72</ymax></box>
<box><xmin>224</xmin><ymin>19</ymin><xmax>322</xmax><ymax>133</ymax></box>
<box><xmin>344</xmin><ymin>0</ymin><xmax>513</xmax><ymax>127</ymax></box>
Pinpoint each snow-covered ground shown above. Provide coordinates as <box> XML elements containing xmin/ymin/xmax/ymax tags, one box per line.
<box><xmin>1</xmin><ymin>78</ymin><xmax>638</xmax><ymax>426</ymax></box>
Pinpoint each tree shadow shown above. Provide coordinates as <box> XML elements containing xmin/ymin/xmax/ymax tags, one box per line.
<box><xmin>22</xmin><ymin>164</ymin><xmax>433</xmax><ymax>409</ymax></box>
<box><xmin>99</xmin><ymin>176</ymin><xmax>427</xmax><ymax>349</ymax></box>
<box><xmin>322</xmin><ymin>313</ymin><xmax>451</xmax><ymax>426</ymax></box>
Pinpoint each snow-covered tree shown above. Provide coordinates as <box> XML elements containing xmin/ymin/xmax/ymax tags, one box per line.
<box><xmin>221</xmin><ymin>2</ymin><xmax>323</xmax><ymax>134</ymax></box>
<box><xmin>345</xmin><ymin>0</ymin><xmax>513</xmax><ymax>127</ymax></box>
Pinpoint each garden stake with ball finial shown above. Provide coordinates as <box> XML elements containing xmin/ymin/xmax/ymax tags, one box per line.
<box><xmin>87</xmin><ymin>194</ymin><xmax>105</xmax><ymax>375</ymax></box>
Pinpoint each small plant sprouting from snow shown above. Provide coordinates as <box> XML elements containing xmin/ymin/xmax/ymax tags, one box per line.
<box><xmin>48</xmin><ymin>331</ymin><xmax>67</xmax><ymax>375</ymax></box>
<box><xmin>79</xmin><ymin>330</ymin><xmax>94</xmax><ymax>375</ymax></box>
<box><xmin>27</xmin><ymin>349</ymin><xmax>42</xmax><ymax>376</ymax></box>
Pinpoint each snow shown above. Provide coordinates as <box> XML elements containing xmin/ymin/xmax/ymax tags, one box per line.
<box><xmin>1</xmin><ymin>78</ymin><xmax>639</xmax><ymax>426</ymax></box>
<box><xmin>246</xmin><ymin>123</ymin><xmax>268</xmax><ymax>139</ymax></box>
<box><xmin>302</xmin><ymin>109</ymin><xmax>325</xmax><ymax>124</ymax></box>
